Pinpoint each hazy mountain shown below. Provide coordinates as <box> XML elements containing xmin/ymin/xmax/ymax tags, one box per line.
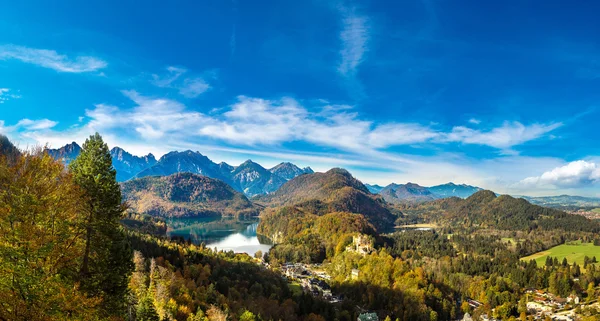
<box><xmin>269</xmin><ymin>162</ymin><xmax>313</xmax><ymax>181</ymax></box>
<box><xmin>365</xmin><ymin>183</ymin><xmax>384</xmax><ymax>194</ymax></box>
<box><xmin>519</xmin><ymin>195</ymin><xmax>600</xmax><ymax>209</ymax></box>
<box><xmin>231</xmin><ymin>160</ymin><xmax>287</xmax><ymax>197</ymax></box>
<box><xmin>110</xmin><ymin>147</ymin><xmax>157</xmax><ymax>181</ymax></box>
<box><xmin>46</xmin><ymin>142</ymin><xmax>81</xmax><ymax>165</ymax></box>
<box><xmin>427</xmin><ymin>182</ymin><xmax>482</xmax><ymax>198</ymax></box>
<box><xmin>380</xmin><ymin>183</ymin><xmax>439</xmax><ymax>204</ymax></box>
<box><xmin>121</xmin><ymin>172</ymin><xmax>258</xmax><ymax>218</ymax></box>
<box><xmin>257</xmin><ymin>168</ymin><xmax>395</xmax><ymax>230</ymax></box>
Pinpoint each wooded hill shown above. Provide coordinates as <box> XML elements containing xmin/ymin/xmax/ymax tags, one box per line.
<box><xmin>121</xmin><ymin>172</ymin><xmax>259</xmax><ymax>218</ymax></box>
<box><xmin>400</xmin><ymin>190</ymin><xmax>600</xmax><ymax>233</ymax></box>
<box><xmin>256</xmin><ymin>168</ymin><xmax>395</xmax><ymax>231</ymax></box>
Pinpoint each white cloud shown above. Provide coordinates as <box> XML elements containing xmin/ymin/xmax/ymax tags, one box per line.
<box><xmin>15</xmin><ymin>119</ymin><xmax>58</xmax><ymax>130</ymax></box>
<box><xmin>0</xmin><ymin>45</ymin><xmax>107</xmax><ymax>73</ymax></box>
<box><xmin>444</xmin><ymin>121</ymin><xmax>562</xmax><ymax>150</ymax></box>
<box><xmin>337</xmin><ymin>8</ymin><xmax>369</xmax><ymax>76</ymax></box>
<box><xmin>4</xmin><ymin>91</ymin><xmax>561</xmax><ymax>156</ymax></box>
<box><xmin>517</xmin><ymin>160</ymin><xmax>600</xmax><ymax>188</ymax></box>
<box><xmin>151</xmin><ymin>66</ymin><xmax>211</xmax><ymax>98</ymax></box>
<box><xmin>0</xmin><ymin>88</ymin><xmax>21</xmax><ymax>103</ymax></box>
<box><xmin>468</xmin><ymin>118</ymin><xmax>481</xmax><ymax>124</ymax></box>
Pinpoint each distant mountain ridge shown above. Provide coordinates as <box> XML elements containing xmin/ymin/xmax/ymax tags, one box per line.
<box><xmin>47</xmin><ymin>142</ymin><xmax>312</xmax><ymax>196</ymax></box>
<box><xmin>518</xmin><ymin>195</ymin><xmax>600</xmax><ymax>209</ymax></box>
<box><xmin>368</xmin><ymin>182</ymin><xmax>483</xmax><ymax>203</ymax></box>
<box><xmin>428</xmin><ymin>182</ymin><xmax>483</xmax><ymax>198</ymax></box>
<box><xmin>380</xmin><ymin>183</ymin><xmax>438</xmax><ymax>204</ymax></box>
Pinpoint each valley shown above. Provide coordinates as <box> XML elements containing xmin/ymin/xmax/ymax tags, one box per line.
<box><xmin>4</xmin><ymin>134</ymin><xmax>600</xmax><ymax>321</ymax></box>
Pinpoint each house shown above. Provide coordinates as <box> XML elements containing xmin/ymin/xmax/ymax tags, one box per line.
<box><xmin>567</xmin><ymin>294</ymin><xmax>580</xmax><ymax>304</ymax></box>
<box><xmin>357</xmin><ymin>312</ymin><xmax>378</xmax><ymax>321</ymax></box>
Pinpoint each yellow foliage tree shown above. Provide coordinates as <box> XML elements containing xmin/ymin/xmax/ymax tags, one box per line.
<box><xmin>0</xmin><ymin>150</ymin><xmax>98</xmax><ymax>320</ymax></box>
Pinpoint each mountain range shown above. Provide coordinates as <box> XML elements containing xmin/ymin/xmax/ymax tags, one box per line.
<box><xmin>367</xmin><ymin>182</ymin><xmax>483</xmax><ymax>204</ymax></box>
<box><xmin>47</xmin><ymin>142</ymin><xmax>313</xmax><ymax>196</ymax></box>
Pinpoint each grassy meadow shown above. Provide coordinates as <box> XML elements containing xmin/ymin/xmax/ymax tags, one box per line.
<box><xmin>521</xmin><ymin>241</ymin><xmax>600</xmax><ymax>266</ymax></box>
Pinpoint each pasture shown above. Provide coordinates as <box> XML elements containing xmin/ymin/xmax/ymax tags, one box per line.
<box><xmin>521</xmin><ymin>241</ymin><xmax>600</xmax><ymax>266</ymax></box>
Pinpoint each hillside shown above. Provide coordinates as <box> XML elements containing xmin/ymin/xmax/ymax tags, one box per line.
<box><xmin>256</xmin><ymin>168</ymin><xmax>395</xmax><ymax>230</ymax></box>
<box><xmin>121</xmin><ymin>172</ymin><xmax>258</xmax><ymax>218</ymax></box>
<box><xmin>380</xmin><ymin>182</ymin><xmax>438</xmax><ymax>204</ymax></box>
<box><xmin>403</xmin><ymin>190</ymin><xmax>600</xmax><ymax>233</ymax></box>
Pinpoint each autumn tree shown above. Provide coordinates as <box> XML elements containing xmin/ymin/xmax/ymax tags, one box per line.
<box><xmin>0</xmin><ymin>149</ymin><xmax>98</xmax><ymax>320</ymax></box>
<box><xmin>70</xmin><ymin>133</ymin><xmax>134</xmax><ymax>316</ymax></box>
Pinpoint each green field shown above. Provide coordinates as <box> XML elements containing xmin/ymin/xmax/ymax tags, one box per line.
<box><xmin>521</xmin><ymin>241</ymin><xmax>600</xmax><ymax>266</ymax></box>
<box><xmin>592</xmin><ymin>208</ymin><xmax>600</xmax><ymax>213</ymax></box>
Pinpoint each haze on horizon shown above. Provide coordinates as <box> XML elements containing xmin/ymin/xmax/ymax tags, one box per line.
<box><xmin>0</xmin><ymin>1</ymin><xmax>599</xmax><ymax>197</ymax></box>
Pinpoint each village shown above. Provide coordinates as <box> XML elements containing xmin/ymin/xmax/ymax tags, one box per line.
<box><xmin>460</xmin><ymin>289</ymin><xmax>589</xmax><ymax>321</ymax></box>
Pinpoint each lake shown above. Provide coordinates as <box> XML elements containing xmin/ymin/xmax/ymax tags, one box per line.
<box><xmin>165</xmin><ymin>217</ymin><xmax>272</xmax><ymax>256</ymax></box>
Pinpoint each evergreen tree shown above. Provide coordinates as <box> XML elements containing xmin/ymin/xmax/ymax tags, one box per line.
<box><xmin>137</xmin><ymin>296</ymin><xmax>160</xmax><ymax>321</ymax></box>
<box><xmin>70</xmin><ymin>133</ymin><xmax>134</xmax><ymax>316</ymax></box>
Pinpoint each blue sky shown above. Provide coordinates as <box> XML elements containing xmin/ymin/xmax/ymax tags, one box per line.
<box><xmin>1</xmin><ymin>0</ymin><xmax>599</xmax><ymax>196</ymax></box>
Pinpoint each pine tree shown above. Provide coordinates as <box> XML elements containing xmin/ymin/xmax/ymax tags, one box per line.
<box><xmin>70</xmin><ymin>133</ymin><xmax>134</xmax><ymax>316</ymax></box>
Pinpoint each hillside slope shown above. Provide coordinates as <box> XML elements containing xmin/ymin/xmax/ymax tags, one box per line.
<box><xmin>403</xmin><ymin>190</ymin><xmax>600</xmax><ymax>232</ymax></box>
<box><xmin>257</xmin><ymin>168</ymin><xmax>395</xmax><ymax>230</ymax></box>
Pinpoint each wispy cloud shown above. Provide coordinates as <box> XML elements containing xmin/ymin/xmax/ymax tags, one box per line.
<box><xmin>19</xmin><ymin>91</ymin><xmax>558</xmax><ymax>154</ymax></box>
<box><xmin>0</xmin><ymin>118</ymin><xmax>58</xmax><ymax>133</ymax></box>
<box><xmin>151</xmin><ymin>66</ymin><xmax>211</xmax><ymax>98</ymax></box>
<box><xmin>468</xmin><ymin>118</ymin><xmax>481</xmax><ymax>125</ymax></box>
<box><xmin>0</xmin><ymin>88</ymin><xmax>21</xmax><ymax>103</ymax></box>
<box><xmin>516</xmin><ymin>160</ymin><xmax>600</xmax><ymax>189</ymax></box>
<box><xmin>337</xmin><ymin>7</ymin><xmax>369</xmax><ymax>76</ymax></box>
<box><xmin>444</xmin><ymin>121</ymin><xmax>562</xmax><ymax>151</ymax></box>
<box><xmin>0</xmin><ymin>45</ymin><xmax>107</xmax><ymax>73</ymax></box>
